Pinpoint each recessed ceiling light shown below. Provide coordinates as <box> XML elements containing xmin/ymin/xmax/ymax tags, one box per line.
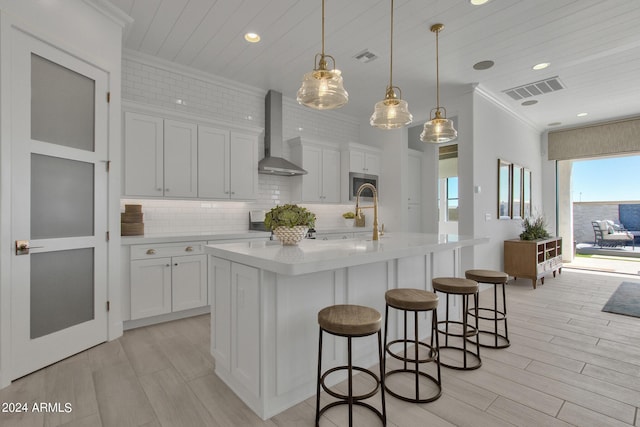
<box><xmin>244</xmin><ymin>32</ymin><xmax>260</xmax><ymax>43</ymax></box>
<box><xmin>532</xmin><ymin>62</ymin><xmax>550</xmax><ymax>71</ymax></box>
<box><xmin>577</xmin><ymin>112</ymin><xmax>588</xmax><ymax>117</ymax></box>
<box><xmin>473</xmin><ymin>60</ymin><xmax>494</xmax><ymax>70</ymax></box>
<box><xmin>469</xmin><ymin>0</ymin><xmax>490</xmax><ymax>5</ymax></box>
<box><xmin>521</xmin><ymin>100</ymin><xmax>538</xmax><ymax>106</ymax></box>
<box><xmin>548</xmin><ymin>122</ymin><xmax>562</xmax><ymax>126</ymax></box>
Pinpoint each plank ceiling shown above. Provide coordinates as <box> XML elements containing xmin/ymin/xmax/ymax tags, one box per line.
<box><xmin>110</xmin><ymin>0</ymin><xmax>640</xmax><ymax>130</ymax></box>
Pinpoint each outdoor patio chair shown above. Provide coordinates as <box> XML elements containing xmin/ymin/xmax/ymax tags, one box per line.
<box><xmin>592</xmin><ymin>220</ymin><xmax>635</xmax><ymax>249</ymax></box>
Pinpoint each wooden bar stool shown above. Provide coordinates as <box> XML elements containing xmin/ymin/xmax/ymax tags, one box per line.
<box><xmin>432</xmin><ymin>277</ymin><xmax>481</xmax><ymax>370</ymax></box>
<box><xmin>383</xmin><ymin>288</ymin><xmax>441</xmax><ymax>403</ymax></box>
<box><xmin>465</xmin><ymin>269</ymin><xmax>510</xmax><ymax>348</ymax></box>
<box><xmin>315</xmin><ymin>304</ymin><xmax>386</xmax><ymax>427</ymax></box>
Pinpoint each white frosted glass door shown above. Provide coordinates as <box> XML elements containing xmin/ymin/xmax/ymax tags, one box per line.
<box><xmin>10</xmin><ymin>30</ymin><xmax>109</xmax><ymax>380</ymax></box>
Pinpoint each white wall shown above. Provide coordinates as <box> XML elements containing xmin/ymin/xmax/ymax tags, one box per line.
<box><xmin>470</xmin><ymin>88</ymin><xmax>545</xmax><ymax>271</ymax></box>
<box><xmin>0</xmin><ymin>0</ymin><xmax>127</xmax><ymax>387</ymax></box>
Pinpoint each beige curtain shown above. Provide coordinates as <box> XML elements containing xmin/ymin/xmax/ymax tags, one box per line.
<box><xmin>548</xmin><ymin>117</ymin><xmax>640</xmax><ymax>160</ymax></box>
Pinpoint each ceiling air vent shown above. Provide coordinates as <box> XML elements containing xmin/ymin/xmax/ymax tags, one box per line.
<box><xmin>353</xmin><ymin>49</ymin><xmax>379</xmax><ymax>63</ymax></box>
<box><xmin>503</xmin><ymin>76</ymin><xmax>565</xmax><ymax>100</ymax></box>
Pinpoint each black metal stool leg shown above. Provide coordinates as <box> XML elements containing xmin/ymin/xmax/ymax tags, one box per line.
<box><xmin>502</xmin><ymin>282</ymin><xmax>509</xmax><ymax>343</ymax></box>
<box><xmin>347</xmin><ymin>336</ymin><xmax>353</xmax><ymax>427</ymax></box>
<box><xmin>315</xmin><ymin>327</ymin><xmax>323</xmax><ymax>427</ymax></box>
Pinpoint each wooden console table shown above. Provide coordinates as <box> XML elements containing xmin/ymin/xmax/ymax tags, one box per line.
<box><xmin>504</xmin><ymin>237</ymin><xmax>562</xmax><ymax>289</ymax></box>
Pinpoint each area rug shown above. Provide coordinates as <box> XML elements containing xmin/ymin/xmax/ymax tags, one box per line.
<box><xmin>602</xmin><ymin>282</ymin><xmax>640</xmax><ymax>318</ymax></box>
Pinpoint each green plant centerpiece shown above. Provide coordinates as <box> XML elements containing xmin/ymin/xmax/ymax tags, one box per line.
<box><xmin>520</xmin><ymin>214</ymin><xmax>550</xmax><ymax>240</ymax></box>
<box><xmin>265</xmin><ymin>204</ymin><xmax>316</xmax><ymax>245</ymax></box>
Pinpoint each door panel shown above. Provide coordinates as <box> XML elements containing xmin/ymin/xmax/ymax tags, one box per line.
<box><xmin>10</xmin><ymin>29</ymin><xmax>108</xmax><ymax>380</ymax></box>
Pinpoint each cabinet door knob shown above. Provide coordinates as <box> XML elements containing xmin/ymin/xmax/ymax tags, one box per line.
<box><xmin>165</xmin><ymin>188</ymin><xmax>170</xmax><ymax>192</ymax></box>
<box><xmin>165</xmin><ymin>264</ymin><xmax>171</xmax><ymax>267</ymax></box>
<box><xmin>156</xmin><ymin>188</ymin><xmax>162</xmax><ymax>192</ymax></box>
<box><xmin>185</xmin><ymin>246</ymin><xmax>194</xmax><ymax>252</ymax></box>
<box><xmin>174</xmin><ymin>263</ymin><xmax>178</xmax><ymax>266</ymax></box>
<box><xmin>146</xmin><ymin>249</ymin><xmax>157</xmax><ymax>255</ymax></box>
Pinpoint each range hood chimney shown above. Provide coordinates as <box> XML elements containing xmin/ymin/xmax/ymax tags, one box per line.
<box><xmin>258</xmin><ymin>90</ymin><xmax>307</xmax><ymax>176</ymax></box>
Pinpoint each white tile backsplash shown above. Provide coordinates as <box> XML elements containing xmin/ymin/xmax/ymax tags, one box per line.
<box><xmin>121</xmin><ymin>53</ymin><xmax>360</xmax><ymax>234</ymax></box>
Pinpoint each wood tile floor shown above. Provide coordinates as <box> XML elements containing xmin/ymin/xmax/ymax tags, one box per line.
<box><xmin>1</xmin><ymin>269</ymin><xmax>640</xmax><ymax>426</ymax></box>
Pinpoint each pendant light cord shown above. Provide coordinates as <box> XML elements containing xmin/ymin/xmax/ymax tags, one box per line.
<box><xmin>321</xmin><ymin>0</ymin><xmax>325</xmax><ymax>56</ymax></box>
<box><xmin>435</xmin><ymin>27</ymin><xmax>440</xmax><ymax>110</ymax></box>
<box><xmin>389</xmin><ymin>0</ymin><xmax>394</xmax><ymax>88</ymax></box>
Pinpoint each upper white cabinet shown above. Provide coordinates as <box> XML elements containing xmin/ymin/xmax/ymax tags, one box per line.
<box><xmin>289</xmin><ymin>137</ymin><xmax>341</xmax><ymax>203</ymax></box>
<box><xmin>198</xmin><ymin>126</ymin><xmax>258</xmax><ymax>200</ymax></box>
<box><xmin>124</xmin><ymin>112</ymin><xmax>197</xmax><ymax>198</ymax></box>
<box><xmin>164</xmin><ymin>119</ymin><xmax>198</xmax><ymax>198</ymax></box>
<box><xmin>349</xmin><ymin>149</ymin><xmax>381</xmax><ymax>176</ymax></box>
<box><xmin>123</xmin><ymin>112</ymin><xmax>163</xmax><ymax>197</ymax></box>
<box><xmin>344</xmin><ymin>143</ymin><xmax>381</xmax><ymax>176</ymax></box>
<box><xmin>123</xmin><ymin>106</ymin><xmax>260</xmax><ymax>200</ymax></box>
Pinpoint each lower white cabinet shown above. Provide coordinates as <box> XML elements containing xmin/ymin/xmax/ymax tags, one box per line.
<box><xmin>210</xmin><ymin>258</ymin><xmax>260</xmax><ymax>396</ymax></box>
<box><xmin>130</xmin><ymin>242</ymin><xmax>207</xmax><ymax>320</ymax></box>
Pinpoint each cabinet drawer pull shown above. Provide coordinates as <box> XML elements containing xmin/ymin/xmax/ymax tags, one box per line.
<box><xmin>146</xmin><ymin>249</ymin><xmax>157</xmax><ymax>255</ymax></box>
<box><xmin>185</xmin><ymin>246</ymin><xmax>194</xmax><ymax>252</ymax></box>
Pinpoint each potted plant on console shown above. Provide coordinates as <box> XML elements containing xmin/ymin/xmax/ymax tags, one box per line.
<box><xmin>519</xmin><ymin>214</ymin><xmax>550</xmax><ymax>241</ymax></box>
<box><xmin>265</xmin><ymin>204</ymin><xmax>316</xmax><ymax>246</ymax></box>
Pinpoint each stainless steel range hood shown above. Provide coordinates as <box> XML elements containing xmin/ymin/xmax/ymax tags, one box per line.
<box><xmin>258</xmin><ymin>90</ymin><xmax>307</xmax><ymax>176</ymax></box>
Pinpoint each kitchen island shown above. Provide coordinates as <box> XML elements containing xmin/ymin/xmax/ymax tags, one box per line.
<box><xmin>205</xmin><ymin>232</ymin><xmax>488</xmax><ymax>419</ymax></box>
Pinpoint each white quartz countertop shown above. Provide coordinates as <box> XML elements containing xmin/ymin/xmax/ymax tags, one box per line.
<box><xmin>206</xmin><ymin>232</ymin><xmax>489</xmax><ymax>275</ymax></box>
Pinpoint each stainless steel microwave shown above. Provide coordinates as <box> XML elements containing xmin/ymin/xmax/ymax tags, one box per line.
<box><xmin>349</xmin><ymin>172</ymin><xmax>378</xmax><ymax>201</ymax></box>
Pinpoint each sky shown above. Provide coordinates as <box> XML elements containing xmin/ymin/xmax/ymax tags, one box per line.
<box><xmin>572</xmin><ymin>155</ymin><xmax>640</xmax><ymax>202</ymax></box>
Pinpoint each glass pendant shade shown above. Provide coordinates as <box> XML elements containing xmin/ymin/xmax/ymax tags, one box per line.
<box><xmin>422</xmin><ymin>23</ymin><xmax>457</xmax><ymax>143</ymax></box>
<box><xmin>420</xmin><ymin>110</ymin><xmax>458</xmax><ymax>143</ymax></box>
<box><xmin>297</xmin><ymin>67</ymin><xmax>348</xmax><ymax>110</ymax></box>
<box><xmin>370</xmin><ymin>87</ymin><xmax>413</xmax><ymax>129</ymax></box>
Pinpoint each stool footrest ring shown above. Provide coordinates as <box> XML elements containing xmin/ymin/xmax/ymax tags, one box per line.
<box><xmin>320</xmin><ymin>365</ymin><xmax>381</xmax><ymax>401</ymax></box>
<box><xmin>467</xmin><ymin>307</ymin><xmax>507</xmax><ymax>322</ymax></box>
<box><xmin>385</xmin><ymin>339</ymin><xmax>438</xmax><ymax>364</ymax></box>
<box><xmin>316</xmin><ymin>400</ymin><xmax>385</xmax><ymax>427</ymax></box>
<box><xmin>438</xmin><ymin>345</ymin><xmax>482</xmax><ymax>370</ymax></box>
<box><xmin>466</xmin><ymin>330</ymin><xmax>511</xmax><ymax>348</ymax></box>
<box><xmin>384</xmin><ymin>369</ymin><xmax>442</xmax><ymax>403</ymax></box>
<box><xmin>437</xmin><ymin>320</ymin><xmax>478</xmax><ymax>338</ymax></box>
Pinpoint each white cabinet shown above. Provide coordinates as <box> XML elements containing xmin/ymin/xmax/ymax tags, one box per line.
<box><xmin>210</xmin><ymin>258</ymin><xmax>260</xmax><ymax>395</ymax></box>
<box><xmin>130</xmin><ymin>242</ymin><xmax>207</xmax><ymax>320</ymax></box>
<box><xmin>343</xmin><ymin>143</ymin><xmax>382</xmax><ymax>176</ymax></box>
<box><xmin>408</xmin><ymin>151</ymin><xmax>423</xmax><ymax>232</ymax></box>
<box><xmin>124</xmin><ymin>112</ymin><xmax>197</xmax><ymax>198</ymax></box>
<box><xmin>289</xmin><ymin>137</ymin><xmax>341</xmax><ymax>203</ymax></box>
<box><xmin>164</xmin><ymin>119</ymin><xmax>198</xmax><ymax>198</ymax></box>
<box><xmin>349</xmin><ymin>149</ymin><xmax>381</xmax><ymax>176</ymax></box>
<box><xmin>130</xmin><ymin>257</ymin><xmax>172</xmax><ymax>319</ymax></box>
<box><xmin>198</xmin><ymin>125</ymin><xmax>258</xmax><ymax>199</ymax></box>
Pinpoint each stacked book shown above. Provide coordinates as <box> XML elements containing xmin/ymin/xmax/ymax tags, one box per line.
<box><xmin>121</xmin><ymin>204</ymin><xmax>144</xmax><ymax>236</ymax></box>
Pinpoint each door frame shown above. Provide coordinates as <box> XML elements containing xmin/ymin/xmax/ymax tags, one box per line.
<box><xmin>0</xmin><ymin>14</ymin><xmax>124</xmax><ymax>388</ymax></box>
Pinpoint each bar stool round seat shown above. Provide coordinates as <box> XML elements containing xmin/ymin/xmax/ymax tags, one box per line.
<box><xmin>432</xmin><ymin>277</ymin><xmax>481</xmax><ymax>370</ymax></box>
<box><xmin>465</xmin><ymin>269</ymin><xmax>510</xmax><ymax>349</ymax></box>
<box><xmin>384</xmin><ymin>289</ymin><xmax>442</xmax><ymax>403</ymax></box>
<box><xmin>315</xmin><ymin>304</ymin><xmax>386</xmax><ymax>427</ymax></box>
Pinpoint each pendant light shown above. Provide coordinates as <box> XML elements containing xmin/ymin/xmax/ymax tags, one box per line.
<box><xmin>370</xmin><ymin>0</ymin><xmax>413</xmax><ymax>129</ymax></box>
<box><xmin>420</xmin><ymin>23</ymin><xmax>458</xmax><ymax>143</ymax></box>
<box><xmin>296</xmin><ymin>0</ymin><xmax>348</xmax><ymax>110</ymax></box>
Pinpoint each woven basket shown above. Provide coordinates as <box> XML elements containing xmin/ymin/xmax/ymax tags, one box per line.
<box><xmin>273</xmin><ymin>226</ymin><xmax>308</xmax><ymax>246</ymax></box>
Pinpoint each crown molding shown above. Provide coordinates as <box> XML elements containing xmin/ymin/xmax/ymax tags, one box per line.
<box><xmin>82</xmin><ymin>0</ymin><xmax>133</xmax><ymax>29</ymax></box>
<box><xmin>472</xmin><ymin>83</ymin><xmax>542</xmax><ymax>133</ymax></box>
